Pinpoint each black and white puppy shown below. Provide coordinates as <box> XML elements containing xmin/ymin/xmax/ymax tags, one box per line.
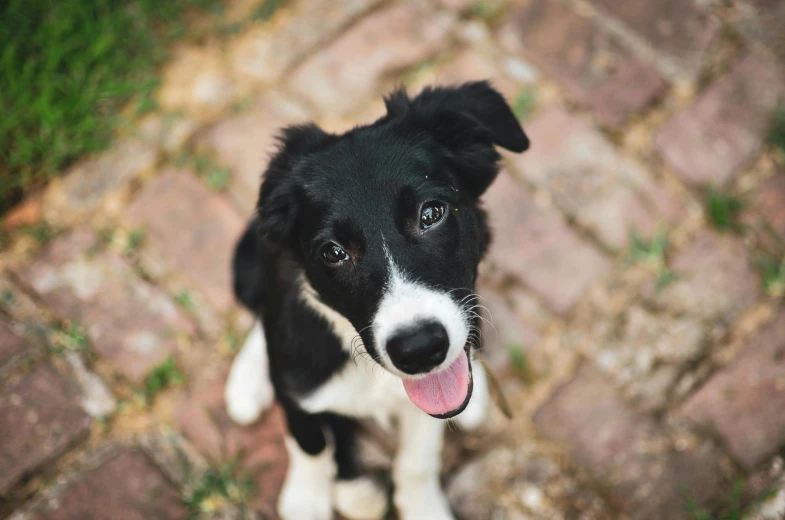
<box><xmin>224</xmin><ymin>81</ymin><xmax>529</xmax><ymax>520</ymax></box>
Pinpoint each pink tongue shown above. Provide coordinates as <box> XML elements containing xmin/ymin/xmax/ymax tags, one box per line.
<box><xmin>402</xmin><ymin>350</ymin><xmax>470</xmax><ymax>415</ymax></box>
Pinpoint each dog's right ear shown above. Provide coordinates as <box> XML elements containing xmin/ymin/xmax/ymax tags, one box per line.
<box><xmin>257</xmin><ymin>123</ymin><xmax>333</xmax><ymax>245</ymax></box>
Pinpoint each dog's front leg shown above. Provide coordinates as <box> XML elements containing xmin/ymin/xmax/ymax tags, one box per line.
<box><xmin>278</xmin><ymin>405</ymin><xmax>335</xmax><ymax>520</ymax></box>
<box><xmin>393</xmin><ymin>409</ymin><xmax>453</xmax><ymax>520</ymax></box>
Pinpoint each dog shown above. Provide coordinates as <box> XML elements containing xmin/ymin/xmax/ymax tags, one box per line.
<box><xmin>224</xmin><ymin>81</ymin><xmax>529</xmax><ymax>520</ymax></box>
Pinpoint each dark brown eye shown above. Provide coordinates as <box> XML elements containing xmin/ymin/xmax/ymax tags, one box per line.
<box><xmin>420</xmin><ymin>202</ymin><xmax>446</xmax><ymax>230</ymax></box>
<box><xmin>321</xmin><ymin>243</ymin><xmax>350</xmax><ymax>264</ymax></box>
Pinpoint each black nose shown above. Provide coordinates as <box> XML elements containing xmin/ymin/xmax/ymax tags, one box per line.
<box><xmin>386</xmin><ymin>321</ymin><xmax>449</xmax><ymax>375</ymax></box>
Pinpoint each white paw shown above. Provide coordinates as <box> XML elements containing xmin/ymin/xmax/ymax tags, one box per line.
<box><xmin>395</xmin><ymin>478</ymin><xmax>454</xmax><ymax>520</ymax></box>
<box><xmin>278</xmin><ymin>436</ymin><xmax>336</xmax><ymax>520</ymax></box>
<box><xmin>225</xmin><ymin>322</ymin><xmax>275</xmax><ymax>425</ymax></box>
<box><xmin>455</xmin><ymin>357</ymin><xmax>489</xmax><ymax>431</ymax></box>
<box><xmin>333</xmin><ymin>477</ymin><xmax>388</xmax><ymax>520</ymax></box>
<box><xmin>278</xmin><ymin>486</ymin><xmax>332</xmax><ymax>520</ymax></box>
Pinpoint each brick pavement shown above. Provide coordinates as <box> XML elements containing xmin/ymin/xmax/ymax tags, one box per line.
<box><xmin>2</xmin><ymin>0</ymin><xmax>785</xmax><ymax>518</ymax></box>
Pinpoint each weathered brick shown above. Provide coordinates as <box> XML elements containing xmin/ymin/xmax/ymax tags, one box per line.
<box><xmin>126</xmin><ymin>169</ymin><xmax>245</xmax><ymax>312</ymax></box>
<box><xmin>586</xmin><ymin>305</ymin><xmax>705</xmax><ymax>411</ymax></box>
<box><xmin>656</xmin><ymin>55</ymin><xmax>785</xmax><ymax>187</ymax></box>
<box><xmin>511</xmin><ymin>107</ymin><xmax>679</xmax><ymax>250</ymax></box>
<box><xmin>21</xmin><ymin>228</ymin><xmax>195</xmax><ymax>383</ymax></box>
<box><xmin>534</xmin><ymin>363</ymin><xmax>727</xmax><ymax>520</ymax></box>
<box><xmin>644</xmin><ymin>231</ymin><xmax>761</xmax><ymax>324</ymax></box>
<box><xmin>758</xmin><ymin>173</ymin><xmax>785</xmax><ymax>241</ymax></box>
<box><xmin>196</xmin><ymin>93</ymin><xmax>310</xmax><ymax>214</ymax></box>
<box><xmin>0</xmin><ymin>319</ymin><xmax>26</xmax><ymax>372</ymax></box>
<box><xmin>498</xmin><ymin>0</ymin><xmax>667</xmax><ymax>127</ymax></box>
<box><xmin>0</xmin><ymin>363</ymin><xmax>91</xmax><ymax>494</ymax></box>
<box><xmin>28</xmin><ymin>450</ymin><xmax>186</xmax><ymax>520</ymax></box>
<box><xmin>429</xmin><ymin>49</ymin><xmax>520</xmax><ymax>101</ymax></box>
<box><xmin>589</xmin><ymin>0</ymin><xmax>718</xmax><ymax>79</ymax></box>
<box><xmin>175</xmin><ymin>369</ymin><xmax>287</xmax><ymax>517</ymax></box>
<box><xmin>287</xmin><ymin>1</ymin><xmax>454</xmax><ymax>116</ymax></box>
<box><xmin>736</xmin><ymin>0</ymin><xmax>785</xmax><ymax>63</ymax></box>
<box><xmin>680</xmin><ymin>310</ymin><xmax>785</xmax><ymax>470</ymax></box>
<box><xmin>483</xmin><ymin>171</ymin><xmax>610</xmax><ymax>314</ymax></box>
<box><xmin>51</xmin><ymin>140</ymin><xmax>157</xmax><ymax>216</ymax></box>
<box><xmin>230</xmin><ymin>0</ymin><xmax>384</xmax><ymax>85</ymax></box>
<box><xmin>157</xmin><ymin>45</ymin><xmax>238</xmax><ymax>120</ymax></box>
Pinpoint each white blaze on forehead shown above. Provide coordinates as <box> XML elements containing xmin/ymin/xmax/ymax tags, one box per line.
<box><xmin>373</xmin><ymin>244</ymin><xmax>469</xmax><ymax>378</ymax></box>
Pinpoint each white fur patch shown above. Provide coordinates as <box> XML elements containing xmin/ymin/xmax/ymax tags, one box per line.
<box><xmin>278</xmin><ymin>436</ymin><xmax>335</xmax><ymax>520</ymax></box>
<box><xmin>333</xmin><ymin>477</ymin><xmax>388</xmax><ymax>520</ymax></box>
<box><xmin>373</xmin><ymin>252</ymin><xmax>469</xmax><ymax>380</ymax></box>
<box><xmin>225</xmin><ymin>322</ymin><xmax>275</xmax><ymax>425</ymax></box>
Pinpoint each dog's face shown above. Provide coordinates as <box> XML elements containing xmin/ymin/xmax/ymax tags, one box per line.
<box><xmin>259</xmin><ymin>82</ymin><xmax>528</xmax><ymax>417</ymax></box>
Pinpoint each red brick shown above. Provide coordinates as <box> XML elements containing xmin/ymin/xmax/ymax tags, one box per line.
<box><xmin>589</xmin><ymin>0</ymin><xmax>718</xmax><ymax>79</ymax></box>
<box><xmin>534</xmin><ymin>363</ymin><xmax>727</xmax><ymax>520</ymax></box>
<box><xmin>0</xmin><ymin>363</ymin><xmax>91</xmax><ymax>494</ymax></box>
<box><xmin>125</xmin><ymin>169</ymin><xmax>245</xmax><ymax>312</ymax></box>
<box><xmin>656</xmin><ymin>55</ymin><xmax>785</xmax><ymax>187</ymax></box>
<box><xmin>476</xmin><ymin>283</ymin><xmax>552</xmax><ymax>374</ymax></box>
<box><xmin>644</xmin><ymin>231</ymin><xmax>760</xmax><ymax>324</ymax></box>
<box><xmin>483</xmin><ymin>171</ymin><xmax>610</xmax><ymax>314</ymax></box>
<box><xmin>758</xmin><ymin>173</ymin><xmax>785</xmax><ymax>241</ymax></box>
<box><xmin>287</xmin><ymin>2</ymin><xmax>454</xmax><ymax>116</ymax></box>
<box><xmin>196</xmin><ymin>93</ymin><xmax>310</xmax><ymax>214</ymax></box>
<box><xmin>680</xmin><ymin>310</ymin><xmax>785</xmax><ymax>470</ymax></box>
<box><xmin>0</xmin><ymin>319</ymin><xmax>26</xmax><ymax>371</ymax></box>
<box><xmin>175</xmin><ymin>369</ymin><xmax>287</xmax><ymax>517</ymax></box>
<box><xmin>499</xmin><ymin>0</ymin><xmax>667</xmax><ymax>127</ymax></box>
<box><xmin>28</xmin><ymin>450</ymin><xmax>186</xmax><ymax>520</ymax></box>
<box><xmin>511</xmin><ymin>107</ymin><xmax>679</xmax><ymax>250</ymax></box>
<box><xmin>21</xmin><ymin>228</ymin><xmax>195</xmax><ymax>383</ymax></box>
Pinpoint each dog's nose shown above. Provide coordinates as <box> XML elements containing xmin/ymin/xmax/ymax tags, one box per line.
<box><xmin>386</xmin><ymin>321</ymin><xmax>449</xmax><ymax>375</ymax></box>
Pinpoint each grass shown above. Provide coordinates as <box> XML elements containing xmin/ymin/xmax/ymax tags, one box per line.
<box><xmin>175</xmin><ymin>152</ymin><xmax>231</xmax><ymax>191</ymax></box>
<box><xmin>685</xmin><ymin>480</ymin><xmax>779</xmax><ymax>520</ymax></box>
<box><xmin>138</xmin><ymin>356</ymin><xmax>185</xmax><ymax>405</ymax></box>
<box><xmin>183</xmin><ymin>461</ymin><xmax>255</xmax><ymax>517</ymax></box>
<box><xmin>767</xmin><ymin>106</ymin><xmax>785</xmax><ymax>157</ymax></box>
<box><xmin>627</xmin><ymin>232</ymin><xmax>679</xmax><ymax>290</ymax></box>
<box><xmin>52</xmin><ymin>321</ymin><xmax>92</xmax><ymax>356</ymax></box>
<box><xmin>512</xmin><ymin>88</ymin><xmax>537</xmax><ymax>121</ymax></box>
<box><xmin>0</xmin><ymin>0</ymin><xmax>222</xmax><ymax>214</ymax></box>
<box><xmin>761</xmin><ymin>255</ymin><xmax>785</xmax><ymax>298</ymax></box>
<box><xmin>706</xmin><ymin>189</ymin><xmax>744</xmax><ymax>232</ymax></box>
<box><xmin>175</xmin><ymin>290</ymin><xmax>196</xmax><ymax>310</ymax></box>
<box><xmin>125</xmin><ymin>228</ymin><xmax>147</xmax><ymax>254</ymax></box>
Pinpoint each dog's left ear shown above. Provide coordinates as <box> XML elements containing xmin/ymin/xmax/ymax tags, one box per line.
<box><xmin>386</xmin><ymin>81</ymin><xmax>529</xmax><ymax>196</ymax></box>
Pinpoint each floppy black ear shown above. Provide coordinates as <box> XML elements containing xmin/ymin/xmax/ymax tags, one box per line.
<box><xmin>385</xmin><ymin>81</ymin><xmax>529</xmax><ymax>196</ymax></box>
<box><xmin>257</xmin><ymin>123</ymin><xmax>333</xmax><ymax>245</ymax></box>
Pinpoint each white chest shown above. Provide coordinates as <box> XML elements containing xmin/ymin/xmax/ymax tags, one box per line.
<box><xmin>298</xmin><ymin>360</ymin><xmax>413</xmax><ymax>428</ymax></box>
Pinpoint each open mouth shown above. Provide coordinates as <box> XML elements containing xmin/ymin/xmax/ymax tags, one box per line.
<box><xmin>401</xmin><ymin>345</ymin><xmax>473</xmax><ymax>419</ymax></box>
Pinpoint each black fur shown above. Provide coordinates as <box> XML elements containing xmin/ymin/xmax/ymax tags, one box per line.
<box><xmin>232</xmin><ymin>81</ymin><xmax>528</xmax><ymax>487</ymax></box>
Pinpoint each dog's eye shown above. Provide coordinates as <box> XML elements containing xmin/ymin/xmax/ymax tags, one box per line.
<box><xmin>321</xmin><ymin>243</ymin><xmax>350</xmax><ymax>264</ymax></box>
<box><xmin>420</xmin><ymin>202</ymin><xmax>446</xmax><ymax>230</ymax></box>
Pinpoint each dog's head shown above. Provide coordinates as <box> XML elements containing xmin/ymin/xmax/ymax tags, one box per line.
<box><xmin>259</xmin><ymin>82</ymin><xmax>528</xmax><ymax>417</ymax></box>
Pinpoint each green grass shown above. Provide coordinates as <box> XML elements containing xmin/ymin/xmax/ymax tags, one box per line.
<box><xmin>627</xmin><ymin>232</ymin><xmax>679</xmax><ymax>290</ymax></box>
<box><xmin>175</xmin><ymin>152</ymin><xmax>231</xmax><ymax>191</ymax></box>
<box><xmin>761</xmin><ymin>255</ymin><xmax>785</xmax><ymax>298</ymax></box>
<box><xmin>767</xmin><ymin>106</ymin><xmax>785</xmax><ymax>157</ymax></box>
<box><xmin>175</xmin><ymin>290</ymin><xmax>196</xmax><ymax>310</ymax></box>
<box><xmin>512</xmin><ymin>88</ymin><xmax>537</xmax><ymax>121</ymax></box>
<box><xmin>125</xmin><ymin>227</ymin><xmax>147</xmax><ymax>254</ymax></box>
<box><xmin>685</xmin><ymin>480</ymin><xmax>779</xmax><ymax>520</ymax></box>
<box><xmin>183</xmin><ymin>461</ymin><xmax>255</xmax><ymax>517</ymax></box>
<box><xmin>706</xmin><ymin>189</ymin><xmax>744</xmax><ymax>232</ymax></box>
<box><xmin>139</xmin><ymin>356</ymin><xmax>185</xmax><ymax>405</ymax></box>
<box><xmin>52</xmin><ymin>321</ymin><xmax>92</xmax><ymax>356</ymax></box>
<box><xmin>0</xmin><ymin>0</ymin><xmax>222</xmax><ymax>213</ymax></box>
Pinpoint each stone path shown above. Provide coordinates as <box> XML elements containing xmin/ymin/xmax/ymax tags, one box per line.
<box><xmin>2</xmin><ymin>0</ymin><xmax>785</xmax><ymax>518</ymax></box>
